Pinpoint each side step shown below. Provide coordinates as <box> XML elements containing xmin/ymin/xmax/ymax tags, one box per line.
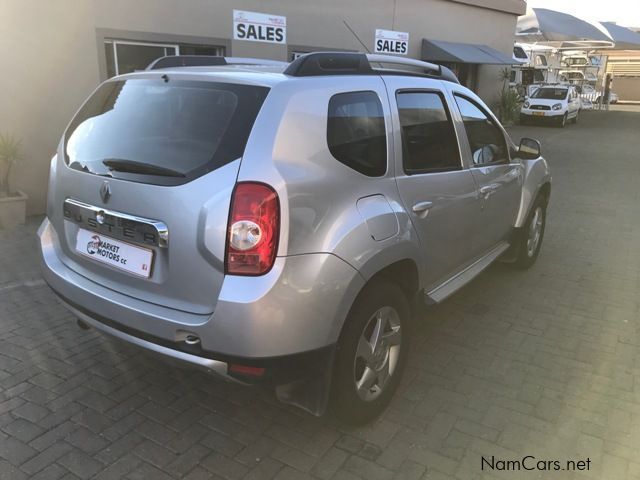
<box><xmin>425</xmin><ymin>241</ymin><xmax>510</xmax><ymax>304</ymax></box>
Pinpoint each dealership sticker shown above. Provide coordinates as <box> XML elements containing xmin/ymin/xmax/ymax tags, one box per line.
<box><xmin>374</xmin><ymin>29</ymin><xmax>409</xmax><ymax>55</ymax></box>
<box><xmin>76</xmin><ymin>228</ymin><xmax>154</xmax><ymax>278</ymax></box>
<box><xmin>233</xmin><ymin>10</ymin><xmax>287</xmax><ymax>44</ymax></box>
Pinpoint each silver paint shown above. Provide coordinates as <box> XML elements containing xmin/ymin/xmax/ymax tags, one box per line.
<box><xmin>40</xmin><ymin>61</ymin><xmax>550</xmax><ymax>371</ymax></box>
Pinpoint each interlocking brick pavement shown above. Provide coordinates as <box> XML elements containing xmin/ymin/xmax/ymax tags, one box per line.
<box><xmin>2</xmin><ymin>109</ymin><xmax>640</xmax><ymax>479</ymax></box>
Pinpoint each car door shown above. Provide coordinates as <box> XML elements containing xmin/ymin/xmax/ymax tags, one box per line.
<box><xmin>449</xmin><ymin>91</ymin><xmax>522</xmax><ymax>256</ymax></box>
<box><xmin>569</xmin><ymin>87</ymin><xmax>581</xmax><ymax>115</ymax></box>
<box><xmin>384</xmin><ymin>77</ymin><xmax>481</xmax><ymax>289</ymax></box>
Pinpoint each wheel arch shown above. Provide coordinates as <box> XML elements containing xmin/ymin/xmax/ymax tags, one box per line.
<box><xmin>335</xmin><ymin>254</ymin><xmax>421</xmax><ymax>342</ymax></box>
<box><xmin>367</xmin><ymin>258</ymin><xmax>420</xmax><ymax>305</ymax></box>
<box><xmin>514</xmin><ymin>157</ymin><xmax>552</xmax><ymax>228</ymax></box>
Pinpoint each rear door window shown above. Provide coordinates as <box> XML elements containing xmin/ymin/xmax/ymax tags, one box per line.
<box><xmin>64</xmin><ymin>79</ymin><xmax>269</xmax><ymax>186</ymax></box>
<box><xmin>396</xmin><ymin>91</ymin><xmax>461</xmax><ymax>174</ymax></box>
<box><xmin>327</xmin><ymin>91</ymin><xmax>387</xmax><ymax>177</ymax></box>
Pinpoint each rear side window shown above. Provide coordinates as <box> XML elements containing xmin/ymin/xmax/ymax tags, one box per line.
<box><xmin>327</xmin><ymin>91</ymin><xmax>387</xmax><ymax>177</ymax></box>
<box><xmin>64</xmin><ymin>79</ymin><xmax>269</xmax><ymax>186</ymax></box>
<box><xmin>396</xmin><ymin>91</ymin><xmax>461</xmax><ymax>174</ymax></box>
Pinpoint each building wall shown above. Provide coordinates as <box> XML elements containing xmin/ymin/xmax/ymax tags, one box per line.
<box><xmin>610</xmin><ymin>77</ymin><xmax>640</xmax><ymax>101</ymax></box>
<box><xmin>1</xmin><ymin>0</ymin><xmax>521</xmax><ymax>214</ymax></box>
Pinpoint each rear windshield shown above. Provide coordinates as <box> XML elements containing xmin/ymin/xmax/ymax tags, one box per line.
<box><xmin>64</xmin><ymin>79</ymin><xmax>269</xmax><ymax>185</ymax></box>
<box><xmin>531</xmin><ymin>88</ymin><xmax>568</xmax><ymax>100</ymax></box>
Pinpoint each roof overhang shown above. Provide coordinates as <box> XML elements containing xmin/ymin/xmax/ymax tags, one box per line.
<box><xmin>600</xmin><ymin>22</ymin><xmax>640</xmax><ymax>50</ymax></box>
<box><xmin>422</xmin><ymin>39</ymin><xmax>514</xmax><ymax>65</ymax></box>
<box><xmin>516</xmin><ymin>8</ymin><xmax>615</xmax><ymax>49</ymax></box>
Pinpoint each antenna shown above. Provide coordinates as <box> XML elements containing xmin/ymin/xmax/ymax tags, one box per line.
<box><xmin>343</xmin><ymin>20</ymin><xmax>371</xmax><ymax>54</ymax></box>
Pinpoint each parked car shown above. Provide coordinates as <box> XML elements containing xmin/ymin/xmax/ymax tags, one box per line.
<box><xmin>521</xmin><ymin>84</ymin><xmax>581</xmax><ymax>127</ymax></box>
<box><xmin>559</xmin><ymin>70</ymin><xmax>598</xmax><ymax>84</ymax></box>
<box><xmin>39</xmin><ymin>52</ymin><xmax>551</xmax><ymax>424</ymax></box>
<box><xmin>561</xmin><ymin>55</ymin><xmax>601</xmax><ymax>68</ymax></box>
<box><xmin>576</xmin><ymin>84</ymin><xmax>618</xmax><ymax>104</ymax></box>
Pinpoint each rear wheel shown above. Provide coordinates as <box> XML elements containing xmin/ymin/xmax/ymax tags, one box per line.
<box><xmin>331</xmin><ymin>279</ymin><xmax>410</xmax><ymax>425</ymax></box>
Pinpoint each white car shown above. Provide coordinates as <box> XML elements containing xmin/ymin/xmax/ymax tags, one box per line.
<box><xmin>578</xmin><ymin>84</ymin><xmax>618</xmax><ymax>105</ymax></box>
<box><xmin>520</xmin><ymin>85</ymin><xmax>581</xmax><ymax>127</ymax></box>
<box><xmin>559</xmin><ymin>70</ymin><xmax>598</xmax><ymax>84</ymax></box>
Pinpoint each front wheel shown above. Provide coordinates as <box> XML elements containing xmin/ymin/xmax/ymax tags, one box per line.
<box><xmin>331</xmin><ymin>279</ymin><xmax>410</xmax><ymax>425</ymax></box>
<box><xmin>558</xmin><ymin>113</ymin><xmax>567</xmax><ymax>128</ymax></box>
<box><xmin>512</xmin><ymin>196</ymin><xmax>547</xmax><ymax>269</ymax></box>
<box><xmin>571</xmin><ymin>110</ymin><xmax>579</xmax><ymax>124</ymax></box>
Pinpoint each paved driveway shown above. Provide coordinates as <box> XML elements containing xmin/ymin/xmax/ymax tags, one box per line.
<box><xmin>2</xmin><ymin>109</ymin><xmax>640</xmax><ymax>480</ymax></box>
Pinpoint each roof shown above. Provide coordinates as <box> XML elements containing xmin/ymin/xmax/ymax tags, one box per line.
<box><xmin>421</xmin><ymin>39</ymin><xmax>514</xmax><ymax>65</ymax></box>
<box><xmin>516</xmin><ymin>8</ymin><xmax>614</xmax><ymax>49</ymax></box>
<box><xmin>117</xmin><ymin>67</ymin><xmax>289</xmax><ymax>88</ymax></box>
<box><xmin>140</xmin><ymin>53</ymin><xmax>460</xmax><ymax>84</ymax></box>
<box><xmin>600</xmin><ymin>22</ymin><xmax>640</xmax><ymax>50</ymax></box>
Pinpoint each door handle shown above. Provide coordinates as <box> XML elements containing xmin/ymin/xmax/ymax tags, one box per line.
<box><xmin>412</xmin><ymin>201</ymin><xmax>433</xmax><ymax>218</ymax></box>
<box><xmin>479</xmin><ymin>184</ymin><xmax>500</xmax><ymax>199</ymax></box>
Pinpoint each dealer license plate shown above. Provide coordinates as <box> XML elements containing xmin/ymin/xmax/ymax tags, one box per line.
<box><xmin>75</xmin><ymin>228</ymin><xmax>154</xmax><ymax>278</ymax></box>
<box><xmin>532</xmin><ymin>111</ymin><xmax>545</xmax><ymax>116</ymax></box>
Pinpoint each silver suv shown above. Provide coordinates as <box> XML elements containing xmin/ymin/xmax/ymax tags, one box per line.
<box><xmin>39</xmin><ymin>53</ymin><xmax>550</xmax><ymax>424</ymax></box>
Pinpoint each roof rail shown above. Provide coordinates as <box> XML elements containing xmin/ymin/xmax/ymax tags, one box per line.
<box><xmin>146</xmin><ymin>55</ymin><xmax>288</xmax><ymax>70</ymax></box>
<box><xmin>284</xmin><ymin>52</ymin><xmax>459</xmax><ymax>83</ymax></box>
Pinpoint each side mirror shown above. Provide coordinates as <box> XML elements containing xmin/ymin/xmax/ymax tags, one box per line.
<box><xmin>518</xmin><ymin>138</ymin><xmax>541</xmax><ymax>160</ymax></box>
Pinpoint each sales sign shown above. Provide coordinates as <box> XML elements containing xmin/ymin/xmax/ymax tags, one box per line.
<box><xmin>374</xmin><ymin>29</ymin><xmax>409</xmax><ymax>55</ymax></box>
<box><xmin>233</xmin><ymin>10</ymin><xmax>287</xmax><ymax>44</ymax></box>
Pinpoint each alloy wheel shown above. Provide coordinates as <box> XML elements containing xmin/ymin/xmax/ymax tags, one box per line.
<box><xmin>526</xmin><ymin>206</ymin><xmax>544</xmax><ymax>257</ymax></box>
<box><xmin>353</xmin><ymin>306</ymin><xmax>402</xmax><ymax>402</ymax></box>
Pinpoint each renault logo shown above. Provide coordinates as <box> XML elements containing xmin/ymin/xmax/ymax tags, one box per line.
<box><xmin>100</xmin><ymin>181</ymin><xmax>111</xmax><ymax>204</ymax></box>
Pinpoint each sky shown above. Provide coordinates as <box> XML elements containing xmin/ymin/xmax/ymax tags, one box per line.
<box><xmin>526</xmin><ymin>0</ymin><xmax>640</xmax><ymax>28</ymax></box>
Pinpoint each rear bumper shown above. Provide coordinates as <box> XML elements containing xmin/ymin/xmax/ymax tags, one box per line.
<box><xmin>39</xmin><ymin>217</ymin><xmax>363</xmax><ymax>371</ymax></box>
<box><xmin>54</xmin><ymin>289</ymin><xmax>335</xmax><ymax>386</ymax></box>
<box><xmin>57</xmin><ymin>292</ymin><xmax>235</xmax><ymax>380</ymax></box>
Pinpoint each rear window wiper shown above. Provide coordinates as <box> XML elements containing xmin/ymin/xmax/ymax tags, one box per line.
<box><xmin>102</xmin><ymin>159</ymin><xmax>186</xmax><ymax>178</ymax></box>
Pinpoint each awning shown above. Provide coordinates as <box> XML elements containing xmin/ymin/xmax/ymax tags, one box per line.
<box><xmin>516</xmin><ymin>8</ymin><xmax>614</xmax><ymax>49</ymax></box>
<box><xmin>600</xmin><ymin>22</ymin><xmax>640</xmax><ymax>50</ymax></box>
<box><xmin>421</xmin><ymin>39</ymin><xmax>514</xmax><ymax>65</ymax></box>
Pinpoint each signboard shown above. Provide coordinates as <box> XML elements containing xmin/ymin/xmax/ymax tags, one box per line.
<box><xmin>233</xmin><ymin>10</ymin><xmax>287</xmax><ymax>44</ymax></box>
<box><xmin>374</xmin><ymin>29</ymin><xmax>409</xmax><ymax>55</ymax></box>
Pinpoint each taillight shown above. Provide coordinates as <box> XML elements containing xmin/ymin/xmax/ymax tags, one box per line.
<box><xmin>225</xmin><ymin>182</ymin><xmax>280</xmax><ymax>276</ymax></box>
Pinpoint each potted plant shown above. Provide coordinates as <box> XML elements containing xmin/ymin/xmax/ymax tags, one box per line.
<box><xmin>0</xmin><ymin>133</ymin><xmax>28</xmax><ymax>229</ymax></box>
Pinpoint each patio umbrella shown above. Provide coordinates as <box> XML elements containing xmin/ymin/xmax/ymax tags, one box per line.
<box><xmin>516</xmin><ymin>8</ymin><xmax>614</xmax><ymax>49</ymax></box>
<box><xmin>599</xmin><ymin>22</ymin><xmax>640</xmax><ymax>50</ymax></box>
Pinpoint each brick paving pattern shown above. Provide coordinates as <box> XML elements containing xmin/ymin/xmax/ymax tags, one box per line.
<box><xmin>1</xmin><ymin>109</ymin><xmax>640</xmax><ymax>479</ymax></box>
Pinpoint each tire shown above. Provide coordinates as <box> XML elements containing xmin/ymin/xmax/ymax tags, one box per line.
<box><xmin>512</xmin><ymin>196</ymin><xmax>547</xmax><ymax>270</ymax></box>
<box><xmin>331</xmin><ymin>279</ymin><xmax>410</xmax><ymax>425</ymax></box>
<box><xmin>558</xmin><ymin>113</ymin><xmax>567</xmax><ymax>128</ymax></box>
